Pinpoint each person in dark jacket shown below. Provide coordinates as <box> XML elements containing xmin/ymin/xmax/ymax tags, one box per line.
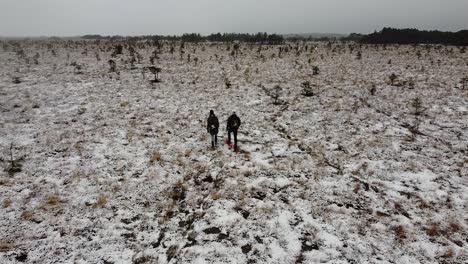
<box><xmin>226</xmin><ymin>112</ymin><xmax>241</xmax><ymax>150</ymax></box>
<box><xmin>207</xmin><ymin>110</ymin><xmax>219</xmax><ymax>148</ymax></box>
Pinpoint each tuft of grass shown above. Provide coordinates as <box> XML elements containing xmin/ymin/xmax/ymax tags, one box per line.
<box><xmin>375</xmin><ymin>211</ymin><xmax>390</xmax><ymax>217</ymax></box>
<box><xmin>0</xmin><ymin>242</ymin><xmax>14</xmax><ymax>252</ymax></box>
<box><xmin>69</xmin><ymin>169</ymin><xmax>86</xmax><ymax>182</ymax></box>
<box><xmin>73</xmin><ymin>142</ymin><xmax>83</xmax><ymax>156</ymax></box>
<box><xmin>163</xmin><ymin>202</ymin><xmax>176</xmax><ymax>222</ymax></box>
<box><xmin>184</xmin><ymin>149</ymin><xmax>192</xmax><ymax>157</ymax></box>
<box><xmin>126</xmin><ymin>130</ymin><xmax>135</xmax><ymax>143</ymax></box>
<box><xmin>38</xmin><ymin>195</ymin><xmax>62</xmax><ymax>210</ymax></box>
<box><xmin>243</xmin><ymin>151</ymin><xmax>251</xmax><ymax>161</ymax></box>
<box><xmin>441</xmin><ymin>247</ymin><xmax>455</xmax><ymax>259</ymax></box>
<box><xmin>352</xmin><ymin>183</ymin><xmax>361</xmax><ymax>194</ymax></box>
<box><xmin>93</xmin><ymin>194</ymin><xmax>107</xmax><ymax>208</ymax></box>
<box><xmin>237</xmin><ymin>190</ymin><xmax>247</xmax><ymax>207</ymax></box>
<box><xmin>426</xmin><ymin>221</ymin><xmax>462</xmax><ymax>238</ymax></box>
<box><xmin>211</xmin><ymin>191</ymin><xmax>222</xmax><ymax>200</ymax></box>
<box><xmin>0</xmin><ymin>178</ymin><xmax>10</xmax><ymax>186</ymax></box>
<box><xmin>20</xmin><ymin>210</ymin><xmax>34</xmax><ymax>221</ymax></box>
<box><xmin>426</xmin><ymin>223</ymin><xmax>440</xmax><ymax>237</ymax></box>
<box><xmin>393</xmin><ymin>225</ymin><xmax>407</xmax><ymax>241</ymax></box>
<box><xmin>149</xmin><ymin>151</ymin><xmax>162</xmax><ymax>165</ymax></box>
<box><xmin>241</xmin><ymin>168</ymin><xmax>252</xmax><ymax>177</ymax></box>
<box><xmin>447</xmin><ymin>221</ymin><xmax>462</xmax><ymax>234</ymax></box>
<box><xmin>417</xmin><ymin>197</ymin><xmax>431</xmax><ymax>209</ymax></box>
<box><xmin>168</xmin><ymin>180</ymin><xmax>186</xmax><ymax>201</ymax></box>
<box><xmin>255</xmin><ymin>204</ymin><xmax>274</xmax><ymax>215</ymax></box>
<box><xmin>132</xmin><ymin>253</ymin><xmax>155</xmax><ymax>264</ymax></box>
<box><xmin>2</xmin><ymin>198</ymin><xmax>12</xmax><ymax>208</ymax></box>
<box><xmin>174</xmin><ymin>155</ymin><xmax>185</xmax><ymax>167</ymax></box>
<box><xmin>166</xmin><ymin>245</ymin><xmax>178</xmax><ymax>262</ymax></box>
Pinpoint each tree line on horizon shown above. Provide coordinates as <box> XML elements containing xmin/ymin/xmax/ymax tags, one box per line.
<box><xmin>82</xmin><ymin>32</ymin><xmax>284</xmax><ymax>44</ymax></box>
<box><xmin>355</xmin><ymin>28</ymin><xmax>468</xmax><ymax>46</ymax></box>
<box><xmin>82</xmin><ymin>28</ymin><xmax>468</xmax><ymax>46</ymax></box>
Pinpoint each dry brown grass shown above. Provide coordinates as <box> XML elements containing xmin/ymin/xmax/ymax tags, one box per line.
<box><xmin>184</xmin><ymin>149</ymin><xmax>192</xmax><ymax>157</ymax></box>
<box><xmin>73</xmin><ymin>142</ymin><xmax>83</xmax><ymax>156</ymax></box>
<box><xmin>426</xmin><ymin>223</ymin><xmax>441</xmax><ymax>237</ymax></box>
<box><xmin>255</xmin><ymin>203</ymin><xmax>274</xmax><ymax>215</ymax></box>
<box><xmin>417</xmin><ymin>197</ymin><xmax>431</xmax><ymax>209</ymax></box>
<box><xmin>404</xmin><ymin>132</ymin><xmax>417</xmax><ymax>143</ymax></box>
<box><xmin>393</xmin><ymin>225</ymin><xmax>407</xmax><ymax>241</ymax></box>
<box><xmin>352</xmin><ymin>183</ymin><xmax>361</xmax><ymax>194</ymax></box>
<box><xmin>63</xmin><ymin>171</ymin><xmax>78</xmax><ymax>185</ymax></box>
<box><xmin>441</xmin><ymin>247</ymin><xmax>455</xmax><ymax>259</ymax></box>
<box><xmin>211</xmin><ymin>191</ymin><xmax>222</xmax><ymax>200</ymax></box>
<box><xmin>0</xmin><ymin>242</ymin><xmax>14</xmax><ymax>253</ymax></box>
<box><xmin>243</xmin><ymin>151</ymin><xmax>251</xmax><ymax>161</ymax></box>
<box><xmin>216</xmin><ymin>150</ymin><xmax>224</xmax><ymax>158</ymax></box>
<box><xmin>426</xmin><ymin>220</ymin><xmax>463</xmax><ymax>238</ymax></box>
<box><xmin>393</xmin><ymin>201</ymin><xmax>403</xmax><ymax>211</ymax></box>
<box><xmin>37</xmin><ymin>195</ymin><xmax>62</xmax><ymax>210</ymax></box>
<box><xmin>175</xmin><ymin>156</ymin><xmax>185</xmax><ymax>167</ymax></box>
<box><xmin>447</xmin><ymin>221</ymin><xmax>462</xmax><ymax>234</ymax></box>
<box><xmin>198</xmin><ymin>133</ymin><xmax>208</xmax><ymax>141</ymax></box>
<box><xmin>242</xmin><ymin>168</ymin><xmax>253</xmax><ymax>177</ymax></box>
<box><xmin>166</xmin><ymin>180</ymin><xmax>186</xmax><ymax>201</ymax></box>
<box><xmin>93</xmin><ymin>194</ymin><xmax>107</xmax><ymax>208</ymax></box>
<box><xmin>126</xmin><ymin>130</ymin><xmax>135</xmax><ymax>143</ymax></box>
<box><xmin>0</xmin><ymin>178</ymin><xmax>10</xmax><ymax>186</ymax></box>
<box><xmin>162</xmin><ymin>201</ymin><xmax>176</xmax><ymax>222</ymax></box>
<box><xmin>2</xmin><ymin>198</ymin><xmax>12</xmax><ymax>208</ymax></box>
<box><xmin>237</xmin><ymin>191</ymin><xmax>247</xmax><ymax>207</ymax></box>
<box><xmin>20</xmin><ymin>210</ymin><xmax>34</xmax><ymax>221</ymax></box>
<box><xmin>149</xmin><ymin>150</ymin><xmax>162</xmax><ymax>165</ymax></box>
<box><xmin>175</xmin><ymin>179</ymin><xmax>184</xmax><ymax>189</ymax></box>
<box><xmin>375</xmin><ymin>211</ymin><xmax>390</xmax><ymax>217</ymax></box>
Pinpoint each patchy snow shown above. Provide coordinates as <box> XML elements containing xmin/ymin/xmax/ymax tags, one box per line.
<box><xmin>1</xmin><ymin>40</ymin><xmax>467</xmax><ymax>263</ymax></box>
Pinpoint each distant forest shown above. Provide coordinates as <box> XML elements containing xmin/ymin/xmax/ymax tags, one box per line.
<box><xmin>357</xmin><ymin>28</ymin><xmax>468</xmax><ymax>46</ymax></box>
<box><xmin>82</xmin><ymin>28</ymin><xmax>468</xmax><ymax>46</ymax></box>
<box><xmin>82</xmin><ymin>32</ymin><xmax>284</xmax><ymax>45</ymax></box>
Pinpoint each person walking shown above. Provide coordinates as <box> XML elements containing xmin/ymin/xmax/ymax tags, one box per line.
<box><xmin>207</xmin><ymin>110</ymin><xmax>219</xmax><ymax>148</ymax></box>
<box><xmin>226</xmin><ymin>112</ymin><xmax>241</xmax><ymax>151</ymax></box>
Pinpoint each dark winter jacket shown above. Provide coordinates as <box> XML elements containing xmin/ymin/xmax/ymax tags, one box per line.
<box><xmin>207</xmin><ymin>113</ymin><xmax>219</xmax><ymax>135</ymax></box>
<box><xmin>226</xmin><ymin>113</ymin><xmax>241</xmax><ymax>132</ymax></box>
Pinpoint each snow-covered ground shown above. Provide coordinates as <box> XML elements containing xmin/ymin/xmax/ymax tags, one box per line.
<box><xmin>0</xmin><ymin>40</ymin><xmax>467</xmax><ymax>263</ymax></box>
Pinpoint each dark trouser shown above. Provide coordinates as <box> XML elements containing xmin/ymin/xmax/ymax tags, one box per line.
<box><xmin>211</xmin><ymin>134</ymin><xmax>218</xmax><ymax>147</ymax></box>
<box><xmin>228</xmin><ymin>129</ymin><xmax>238</xmax><ymax>148</ymax></box>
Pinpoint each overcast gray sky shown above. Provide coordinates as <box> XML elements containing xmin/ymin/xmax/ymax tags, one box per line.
<box><xmin>1</xmin><ymin>0</ymin><xmax>467</xmax><ymax>36</ymax></box>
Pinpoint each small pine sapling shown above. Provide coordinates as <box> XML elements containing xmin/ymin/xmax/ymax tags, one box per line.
<box><xmin>108</xmin><ymin>59</ymin><xmax>116</xmax><ymax>72</ymax></box>
<box><xmin>312</xmin><ymin>66</ymin><xmax>319</xmax><ymax>75</ymax></box>
<box><xmin>147</xmin><ymin>66</ymin><xmax>162</xmax><ymax>83</ymax></box>
<box><xmin>272</xmin><ymin>85</ymin><xmax>282</xmax><ymax>105</ymax></box>
<box><xmin>301</xmin><ymin>81</ymin><xmax>314</xmax><ymax>97</ymax></box>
